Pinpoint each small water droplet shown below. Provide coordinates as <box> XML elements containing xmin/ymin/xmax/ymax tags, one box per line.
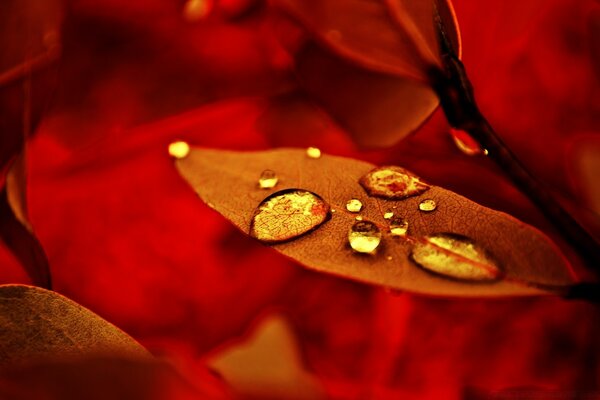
<box><xmin>355</xmin><ymin>216</ymin><xmax>363</xmax><ymax>221</ymax></box>
<box><xmin>331</xmin><ymin>209</ymin><xmax>336</xmax><ymax>213</ymax></box>
<box><xmin>450</xmin><ymin>128</ymin><xmax>484</xmax><ymax>156</ymax></box>
<box><xmin>250</xmin><ymin>189</ymin><xmax>330</xmax><ymax>243</ymax></box>
<box><xmin>389</xmin><ymin>217</ymin><xmax>409</xmax><ymax>237</ymax></box>
<box><xmin>386</xmin><ymin>255</ymin><xmax>393</xmax><ymax>261</ymax></box>
<box><xmin>306</xmin><ymin>147</ymin><xmax>322</xmax><ymax>159</ymax></box>
<box><xmin>168</xmin><ymin>141</ymin><xmax>190</xmax><ymax>159</ymax></box>
<box><xmin>183</xmin><ymin>0</ymin><xmax>211</xmax><ymax>21</ymax></box>
<box><xmin>346</xmin><ymin>199</ymin><xmax>363</xmax><ymax>213</ymax></box>
<box><xmin>258</xmin><ymin>170</ymin><xmax>278</xmax><ymax>189</ymax></box>
<box><xmin>348</xmin><ymin>221</ymin><xmax>381</xmax><ymax>254</ymax></box>
<box><xmin>410</xmin><ymin>233</ymin><xmax>501</xmax><ymax>281</ymax></box>
<box><xmin>360</xmin><ymin>166</ymin><xmax>430</xmax><ymax>199</ymax></box>
<box><xmin>383</xmin><ymin>211</ymin><xmax>394</xmax><ymax>219</ymax></box>
<box><xmin>419</xmin><ymin>199</ymin><xmax>437</xmax><ymax>212</ymax></box>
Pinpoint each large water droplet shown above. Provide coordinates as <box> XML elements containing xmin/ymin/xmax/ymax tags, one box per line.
<box><xmin>306</xmin><ymin>147</ymin><xmax>322</xmax><ymax>159</ymax></box>
<box><xmin>168</xmin><ymin>141</ymin><xmax>190</xmax><ymax>159</ymax></box>
<box><xmin>250</xmin><ymin>189</ymin><xmax>330</xmax><ymax>243</ymax></box>
<box><xmin>418</xmin><ymin>199</ymin><xmax>437</xmax><ymax>212</ymax></box>
<box><xmin>346</xmin><ymin>199</ymin><xmax>363</xmax><ymax>213</ymax></box>
<box><xmin>450</xmin><ymin>128</ymin><xmax>484</xmax><ymax>156</ymax></box>
<box><xmin>359</xmin><ymin>166</ymin><xmax>430</xmax><ymax>199</ymax></box>
<box><xmin>389</xmin><ymin>217</ymin><xmax>409</xmax><ymax>237</ymax></box>
<box><xmin>258</xmin><ymin>170</ymin><xmax>278</xmax><ymax>189</ymax></box>
<box><xmin>348</xmin><ymin>221</ymin><xmax>381</xmax><ymax>254</ymax></box>
<box><xmin>410</xmin><ymin>233</ymin><xmax>501</xmax><ymax>281</ymax></box>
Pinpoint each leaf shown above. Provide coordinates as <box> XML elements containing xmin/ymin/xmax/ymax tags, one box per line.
<box><xmin>207</xmin><ymin>314</ymin><xmax>325</xmax><ymax>400</ymax></box>
<box><xmin>0</xmin><ymin>284</ymin><xmax>149</xmax><ymax>366</ymax></box>
<box><xmin>175</xmin><ymin>147</ymin><xmax>575</xmax><ymax>298</ymax></box>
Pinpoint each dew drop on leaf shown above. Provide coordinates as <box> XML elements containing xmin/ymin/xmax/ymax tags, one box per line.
<box><xmin>449</xmin><ymin>128</ymin><xmax>484</xmax><ymax>156</ymax></box>
<box><xmin>355</xmin><ymin>216</ymin><xmax>363</xmax><ymax>221</ymax></box>
<box><xmin>306</xmin><ymin>147</ymin><xmax>322</xmax><ymax>159</ymax></box>
<box><xmin>410</xmin><ymin>234</ymin><xmax>501</xmax><ymax>281</ymax></box>
<box><xmin>389</xmin><ymin>217</ymin><xmax>409</xmax><ymax>237</ymax></box>
<box><xmin>348</xmin><ymin>221</ymin><xmax>381</xmax><ymax>254</ymax></box>
<box><xmin>258</xmin><ymin>170</ymin><xmax>279</xmax><ymax>189</ymax></box>
<box><xmin>345</xmin><ymin>199</ymin><xmax>363</xmax><ymax>213</ymax></box>
<box><xmin>359</xmin><ymin>166</ymin><xmax>430</xmax><ymax>199</ymax></box>
<box><xmin>383</xmin><ymin>211</ymin><xmax>394</xmax><ymax>219</ymax></box>
<box><xmin>250</xmin><ymin>189</ymin><xmax>330</xmax><ymax>243</ymax></box>
<box><xmin>168</xmin><ymin>141</ymin><xmax>190</xmax><ymax>159</ymax></box>
<box><xmin>418</xmin><ymin>199</ymin><xmax>437</xmax><ymax>212</ymax></box>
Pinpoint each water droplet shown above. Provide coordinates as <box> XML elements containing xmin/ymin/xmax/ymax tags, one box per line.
<box><xmin>348</xmin><ymin>221</ymin><xmax>381</xmax><ymax>254</ymax></box>
<box><xmin>355</xmin><ymin>216</ymin><xmax>363</xmax><ymax>221</ymax></box>
<box><xmin>389</xmin><ymin>217</ymin><xmax>409</xmax><ymax>237</ymax></box>
<box><xmin>450</xmin><ymin>128</ymin><xmax>484</xmax><ymax>156</ymax></box>
<box><xmin>183</xmin><ymin>0</ymin><xmax>211</xmax><ymax>21</ymax></box>
<box><xmin>386</xmin><ymin>256</ymin><xmax>393</xmax><ymax>261</ymax></box>
<box><xmin>383</xmin><ymin>211</ymin><xmax>394</xmax><ymax>219</ymax></box>
<box><xmin>306</xmin><ymin>147</ymin><xmax>322</xmax><ymax>159</ymax></box>
<box><xmin>410</xmin><ymin>233</ymin><xmax>501</xmax><ymax>281</ymax></box>
<box><xmin>360</xmin><ymin>166</ymin><xmax>430</xmax><ymax>199</ymax></box>
<box><xmin>250</xmin><ymin>189</ymin><xmax>330</xmax><ymax>243</ymax></box>
<box><xmin>418</xmin><ymin>199</ymin><xmax>437</xmax><ymax>212</ymax></box>
<box><xmin>168</xmin><ymin>141</ymin><xmax>190</xmax><ymax>159</ymax></box>
<box><xmin>258</xmin><ymin>170</ymin><xmax>278</xmax><ymax>189</ymax></box>
<box><xmin>346</xmin><ymin>199</ymin><xmax>363</xmax><ymax>213</ymax></box>
<box><xmin>331</xmin><ymin>209</ymin><xmax>336</xmax><ymax>213</ymax></box>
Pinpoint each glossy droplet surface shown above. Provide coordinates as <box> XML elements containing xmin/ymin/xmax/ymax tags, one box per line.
<box><xmin>348</xmin><ymin>221</ymin><xmax>381</xmax><ymax>254</ymax></box>
<box><xmin>419</xmin><ymin>199</ymin><xmax>437</xmax><ymax>212</ymax></box>
<box><xmin>306</xmin><ymin>147</ymin><xmax>322</xmax><ymax>159</ymax></box>
<box><xmin>389</xmin><ymin>217</ymin><xmax>409</xmax><ymax>237</ymax></box>
<box><xmin>450</xmin><ymin>128</ymin><xmax>484</xmax><ymax>156</ymax></box>
<box><xmin>346</xmin><ymin>199</ymin><xmax>363</xmax><ymax>213</ymax></box>
<box><xmin>383</xmin><ymin>211</ymin><xmax>394</xmax><ymax>219</ymax></box>
<box><xmin>250</xmin><ymin>189</ymin><xmax>330</xmax><ymax>243</ymax></box>
<box><xmin>359</xmin><ymin>166</ymin><xmax>430</xmax><ymax>199</ymax></box>
<box><xmin>258</xmin><ymin>170</ymin><xmax>278</xmax><ymax>189</ymax></box>
<box><xmin>168</xmin><ymin>141</ymin><xmax>190</xmax><ymax>159</ymax></box>
<box><xmin>411</xmin><ymin>234</ymin><xmax>501</xmax><ymax>281</ymax></box>
<box><xmin>355</xmin><ymin>216</ymin><xmax>363</xmax><ymax>221</ymax></box>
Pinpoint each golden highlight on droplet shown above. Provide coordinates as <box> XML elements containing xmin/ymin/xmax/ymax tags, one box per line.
<box><xmin>355</xmin><ymin>216</ymin><xmax>363</xmax><ymax>221</ymax></box>
<box><xmin>359</xmin><ymin>166</ymin><xmax>430</xmax><ymax>199</ymax></box>
<box><xmin>306</xmin><ymin>147</ymin><xmax>322</xmax><ymax>159</ymax></box>
<box><xmin>383</xmin><ymin>211</ymin><xmax>394</xmax><ymax>219</ymax></box>
<box><xmin>258</xmin><ymin>170</ymin><xmax>278</xmax><ymax>189</ymax></box>
<box><xmin>389</xmin><ymin>217</ymin><xmax>409</xmax><ymax>237</ymax></box>
<box><xmin>418</xmin><ymin>199</ymin><xmax>437</xmax><ymax>212</ymax></box>
<box><xmin>410</xmin><ymin>233</ymin><xmax>501</xmax><ymax>281</ymax></box>
<box><xmin>168</xmin><ymin>141</ymin><xmax>190</xmax><ymax>159</ymax></box>
<box><xmin>348</xmin><ymin>221</ymin><xmax>381</xmax><ymax>254</ymax></box>
<box><xmin>345</xmin><ymin>199</ymin><xmax>363</xmax><ymax>213</ymax></box>
<box><xmin>183</xmin><ymin>0</ymin><xmax>211</xmax><ymax>21</ymax></box>
<box><xmin>450</xmin><ymin>128</ymin><xmax>484</xmax><ymax>156</ymax></box>
<box><xmin>250</xmin><ymin>189</ymin><xmax>330</xmax><ymax>243</ymax></box>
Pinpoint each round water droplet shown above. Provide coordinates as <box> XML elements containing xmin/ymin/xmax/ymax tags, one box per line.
<box><xmin>348</xmin><ymin>221</ymin><xmax>381</xmax><ymax>254</ymax></box>
<box><xmin>258</xmin><ymin>170</ymin><xmax>278</xmax><ymax>189</ymax></box>
<box><xmin>383</xmin><ymin>211</ymin><xmax>394</xmax><ymax>219</ymax></box>
<box><xmin>355</xmin><ymin>216</ymin><xmax>363</xmax><ymax>221</ymax></box>
<box><xmin>183</xmin><ymin>0</ymin><xmax>211</xmax><ymax>21</ymax></box>
<box><xmin>386</xmin><ymin>256</ymin><xmax>393</xmax><ymax>261</ymax></box>
<box><xmin>450</xmin><ymin>128</ymin><xmax>484</xmax><ymax>156</ymax></box>
<box><xmin>410</xmin><ymin>233</ymin><xmax>501</xmax><ymax>281</ymax></box>
<box><xmin>168</xmin><ymin>141</ymin><xmax>190</xmax><ymax>159</ymax></box>
<box><xmin>306</xmin><ymin>147</ymin><xmax>322</xmax><ymax>159</ymax></box>
<box><xmin>419</xmin><ymin>199</ymin><xmax>437</xmax><ymax>212</ymax></box>
<box><xmin>389</xmin><ymin>217</ymin><xmax>409</xmax><ymax>237</ymax></box>
<box><xmin>346</xmin><ymin>199</ymin><xmax>363</xmax><ymax>213</ymax></box>
<box><xmin>360</xmin><ymin>166</ymin><xmax>430</xmax><ymax>199</ymax></box>
<box><xmin>250</xmin><ymin>189</ymin><xmax>330</xmax><ymax>243</ymax></box>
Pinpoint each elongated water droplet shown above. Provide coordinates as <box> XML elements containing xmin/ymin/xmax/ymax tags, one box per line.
<box><xmin>346</xmin><ymin>199</ymin><xmax>363</xmax><ymax>213</ymax></box>
<box><xmin>360</xmin><ymin>166</ymin><xmax>430</xmax><ymax>199</ymax></box>
<box><xmin>348</xmin><ymin>221</ymin><xmax>381</xmax><ymax>254</ymax></box>
<box><xmin>419</xmin><ymin>199</ymin><xmax>437</xmax><ymax>212</ymax></box>
<box><xmin>389</xmin><ymin>217</ymin><xmax>409</xmax><ymax>237</ymax></box>
<box><xmin>450</xmin><ymin>128</ymin><xmax>484</xmax><ymax>156</ymax></box>
<box><xmin>306</xmin><ymin>147</ymin><xmax>322</xmax><ymax>159</ymax></box>
<box><xmin>410</xmin><ymin>233</ymin><xmax>501</xmax><ymax>281</ymax></box>
<box><xmin>383</xmin><ymin>211</ymin><xmax>394</xmax><ymax>219</ymax></box>
<box><xmin>168</xmin><ymin>141</ymin><xmax>190</xmax><ymax>159</ymax></box>
<box><xmin>250</xmin><ymin>189</ymin><xmax>330</xmax><ymax>243</ymax></box>
<box><xmin>258</xmin><ymin>170</ymin><xmax>278</xmax><ymax>189</ymax></box>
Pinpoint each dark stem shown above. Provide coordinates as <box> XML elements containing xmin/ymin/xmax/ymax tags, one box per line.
<box><xmin>430</xmin><ymin>49</ymin><xmax>600</xmax><ymax>276</ymax></box>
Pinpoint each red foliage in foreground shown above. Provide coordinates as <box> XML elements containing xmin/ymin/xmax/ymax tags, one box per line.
<box><xmin>1</xmin><ymin>0</ymin><xmax>599</xmax><ymax>398</ymax></box>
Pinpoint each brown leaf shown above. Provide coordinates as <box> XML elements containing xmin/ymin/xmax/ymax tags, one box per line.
<box><xmin>176</xmin><ymin>147</ymin><xmax>575</xmax><ymax>298</ymax></box>
<box><xmin>0</xmin><ymin>284</ymin><xmax>149</xmax><ymax>366</ymax></box>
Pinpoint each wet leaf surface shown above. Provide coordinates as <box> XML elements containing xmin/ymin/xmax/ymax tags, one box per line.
<box><xmin>176</xmin><ymin>147</ymin><xmax>575</xmax><ymax>297</ymax></box>
<box><xmin>0</xmin><ymin>284</ymin><xmax>148</xmax><ymax>366</ymax></box>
